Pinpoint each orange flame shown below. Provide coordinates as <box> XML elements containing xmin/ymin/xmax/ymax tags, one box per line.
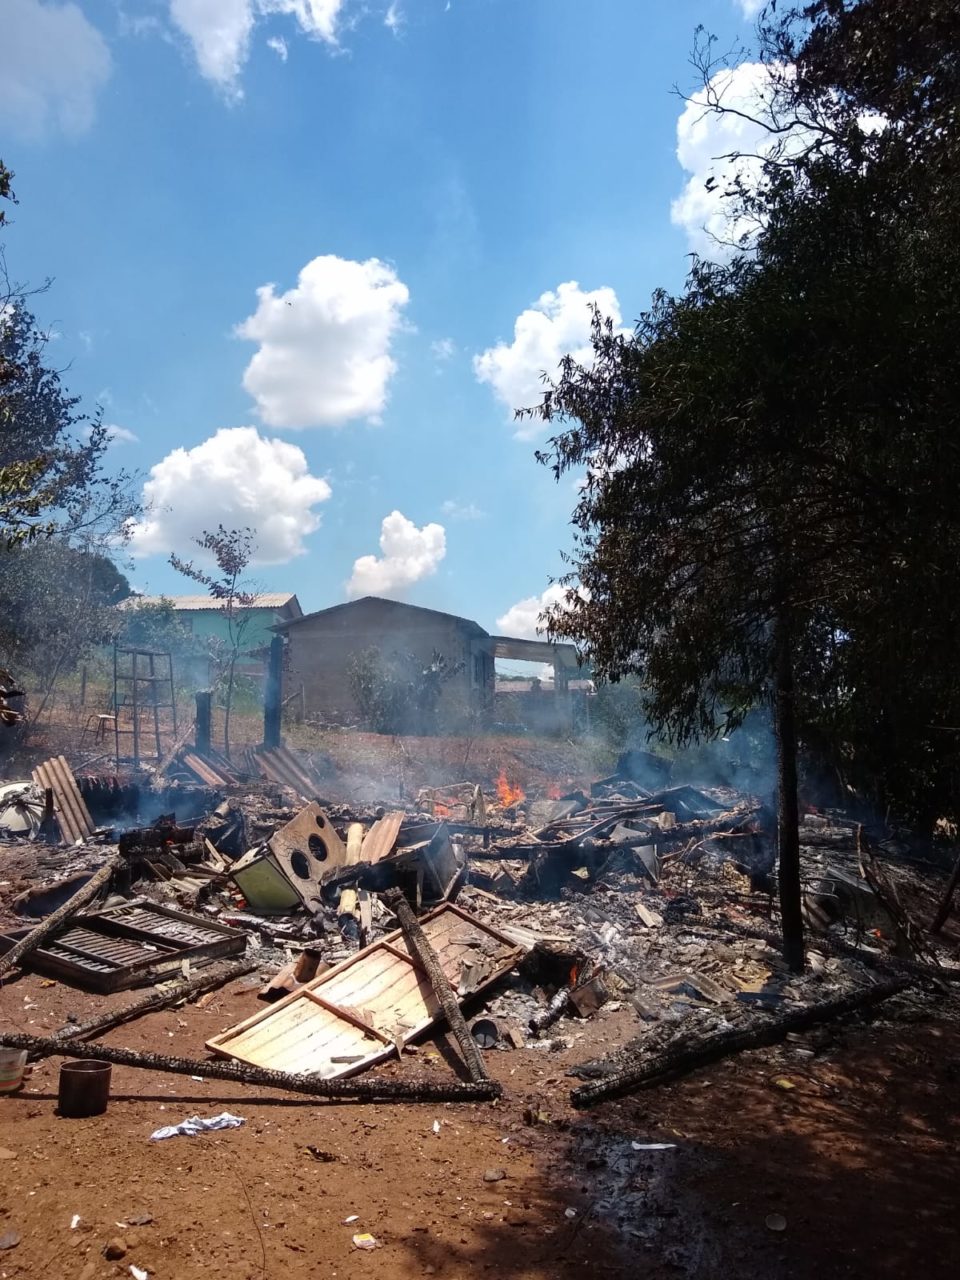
<box><xmin>496</xmin><ymin>769</ymin><xmax>525</xmax><ymax>808</ymax></box>
<box><xmin>434</xmin><ymin>800</ymin><xmax>452</xmax><ymax>819</ymax></box>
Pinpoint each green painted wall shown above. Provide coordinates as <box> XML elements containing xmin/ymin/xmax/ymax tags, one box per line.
<box><xmin>180</xmin><ymin>608</ymin><xmax>280</xmax><ymax>651</ymax></box>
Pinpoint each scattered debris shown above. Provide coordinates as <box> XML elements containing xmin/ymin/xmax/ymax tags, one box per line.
<box><xmin>1</xmin><ymin>745</ymin><xmax>958</xmax><ymax>1123</ymax></box>
<box><xmin>352</xmin><ymin>1232</ymin><xmax>380</xmax><ymax>1250</ymax></box>
<box><xmin>149</xmin><ymin>1112</ymin><xmax>246</xmax><ymax>1140</ymax></box>
<box><xmin>206</xmin><ymin>903</ymin><xmax>519</xmax><ymax>1082</ymax></box>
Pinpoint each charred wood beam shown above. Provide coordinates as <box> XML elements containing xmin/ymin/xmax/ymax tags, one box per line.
<box><xmin>0</xmin><ymin>852</ymin><xmax>124</xmax><ymax>982</ymax></box>
<box><xmin>51</xmin><ymin>958</ymin><xmax>258</xmax><ymax>1044</ymax></box>
<box><xmin>505</xmin><ymin>812</ymin><xmax>759</xmax><ymax>860</ymax></box>
<box><xmin>570</xmin><ymin>977</ymin><xmax>908</xmax><ymax>1109</ymax></box>
<box><xmin>382</xmin><ymin>888</ymin><xmax>490</xmax><ymax>1084</ymax></box>
<box><xmin>118</xmin><ymin>825</ymin><xmax>196</xmax><ymax>855</ymax></box>
<box><xmin>2</xmin><ymin>1031</ymin><xmax>501</xmax><ymax>1103</ymax></box>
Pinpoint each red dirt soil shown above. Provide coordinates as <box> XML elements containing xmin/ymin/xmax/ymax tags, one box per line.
<box><xmin>1</xmin><ymin>970</ymin><xmax>958</xmax><ymax>1280</ymax></box>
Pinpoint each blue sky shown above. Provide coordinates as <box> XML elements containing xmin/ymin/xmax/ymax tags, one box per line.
<box><xmin>1</xmin><ymin>0</ymin><xmax>759</xmax><ymax>640</ymax></box>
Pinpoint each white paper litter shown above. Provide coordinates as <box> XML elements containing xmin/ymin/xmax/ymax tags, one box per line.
<box><xmin>149</xmin><ymin>1112</ymin><xmax>245</xmax><ymax>1141</ymax></box>
<box><xmin>130</xmin><ymin>1268</ymin><xmax>149</xmax><ymax>1280</ymax></box>
<box><xmin>631</xmin><ymin>1142</ymin><xmax>677</xmax><ymax>1151</ymax></box>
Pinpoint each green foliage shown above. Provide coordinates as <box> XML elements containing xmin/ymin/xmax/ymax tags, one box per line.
<box><xmin>170</xmin><ymin>526</ymin><xmax>257</xmax><ymax>757</ymax></box>
<box><xmin>0</xmin><ymin>541</ymin><xmax>132</xmax><ymax>688</ymax></box>
<box><xmin>347</xmin><ymin>646</ymin><xmax>465</xmax><ymax>735</ymax></box>
<box><xmin>530</xmin><ymin>1</ymin><xmax>960</xmax><ymax>826</ymax></box>
<box><xmin>0</xmin><ymin>303</ymin><xmax>137</xmax><ymax>547</ymax></box>
<box><xmin>0</xmin><ymin>160</ymin><xmax>13</xmax><ymax>223</ymax></box>
<box><xmin>589</xmin><ymin>676</ymin><xmax>649</xmax><ymax>750</ymax></box>
<box><xmin>117</xmin><ymin>598</ymin><xmax>201</xmax><ymax>658</ymax></box>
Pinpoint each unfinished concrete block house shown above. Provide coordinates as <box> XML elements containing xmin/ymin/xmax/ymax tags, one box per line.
<box><xmin>276</xmin><ymin>596</ymin><xmax>581</xmax><ymax>730</ymax></box>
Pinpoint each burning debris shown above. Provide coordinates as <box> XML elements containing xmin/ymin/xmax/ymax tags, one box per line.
<box><xmin>0</xmin><ymin>743</ymin><xmax>958</xmax><ymax>1115</ymax></box>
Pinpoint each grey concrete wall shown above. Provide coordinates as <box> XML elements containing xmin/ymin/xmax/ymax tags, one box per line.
<box><xmin>283</xmin><ymin>599</ymin><xmax>492</xmax><ymax>723</ymax></box>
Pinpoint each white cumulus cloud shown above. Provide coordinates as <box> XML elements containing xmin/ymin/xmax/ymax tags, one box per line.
<box><xmin>671</xmin><ymin>61</ymin><xmax>811</xmax><ymax>258</ymax></box>
<box><xmin>169</xmin><ymin>0</ymin><xmax>344</xmax><ymax>96</ymax></box>
<box><xmin>237</xmin><ymin>255</ymin><xmax>410</xmax><ymax>429</ymax></box>
<box><xmin>0</xmin><ymin>0</ymin><xmax>111</xmax><ymax>138</ymax></box>
<box><xmin>474</xmin><ymin>282</ymin><xmax>625</xmax><ymax>440</ymax></box>
<box><xmin>496</xmin><ymin>584</ymin><xmax>574</xmax><ymax>641</ymax></box>
<box><xmin>347</xmin><ymin>511</ymin><xmax>446</xmax><ymax>598</ymax></box>
<box><xmin>128</xmin><ymin>426</ymin><xmax>332</xmax><ymax>564</ymax></box>
<box><xmin>735</xmin><ymin>1</ymin><xmax>764</xmax><ymax>17</ymax></box>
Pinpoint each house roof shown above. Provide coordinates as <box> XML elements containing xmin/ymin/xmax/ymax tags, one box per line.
<box><xmin>275</xmin><ymin>596</ymin><xmax>489</xmax><ymax>636</ymax></box>
<box><xmin>128</xmin><ymin>593</ymin><xmax>301</xmax><ymax>613</ymax></box>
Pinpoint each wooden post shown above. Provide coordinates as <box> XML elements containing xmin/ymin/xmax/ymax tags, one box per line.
<box><xmin>39</xmin><ymin>787</ymin><xmax>56</xmax><ymax>843</ymax></box>
<box><xmin>131</xmin><ymin>649</ymin><xmax>140</xmax><ymax>768</ymax></box>
<box><xmin>195</xmin><ymin>690</ymin><xmax>212</xmax><ymax>755</ymax></box>
<box><xmin>382</xmin><ymin>888</ymin><xmax>490</xmax><ymax>1083</ymax></box>
<box><xmin>263</xmin><ymin>635</ymin><xmax>283</xmax><ymax>749</ymax></box>
<box><xmin>79</xmin><ymin>665</ymin><xmax>87</xmax><ymax>708</ymax></box>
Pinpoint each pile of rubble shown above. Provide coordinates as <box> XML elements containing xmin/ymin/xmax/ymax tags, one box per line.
<box><xmin>1</xmin><ymin>746</ymin><xmax>958</xmax><ymax>1108</ymax></box>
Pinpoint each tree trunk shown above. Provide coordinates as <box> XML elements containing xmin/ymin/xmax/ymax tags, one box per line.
<box><xmin>223</xmin><ymin>652</ymin><xmax>236</xmax><ymax>760</ymax></box>
<box><xmin>774</xmin><ymin>607</ymin><xmax>805</xmax><ymax>972</ymax></box>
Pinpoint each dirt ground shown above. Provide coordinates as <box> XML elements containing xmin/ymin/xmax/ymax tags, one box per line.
<box><xmin>2</xmin><ymin>969</ymin><xmax>958</xmax><ymax>1280</ymax></box>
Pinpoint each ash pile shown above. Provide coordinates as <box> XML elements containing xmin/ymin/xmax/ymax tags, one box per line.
<box><xmin>1</xmin><ymin>743</ymin><xmax>958</xmax><ymax>1109</ymax></box>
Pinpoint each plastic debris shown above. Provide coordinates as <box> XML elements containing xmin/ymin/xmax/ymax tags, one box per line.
<box><xmin>149</xmin><ymin>1112</ymin><xmax>245</xmax><ymax>1141</ymax></box>
<box><xmin>352</xmin><ymin>1233</ymin><xmax>380</xmax><ymax>1250</ymax></box>
<box><xmin>131</xmin><ymin>1267</ymin><xmax>149</xmax><ymax>1280</ymax></box>
<box><xmin>631</xmin><ymin>1141</ymin><xmax>677</xmax><ymax>1151</ymax></box>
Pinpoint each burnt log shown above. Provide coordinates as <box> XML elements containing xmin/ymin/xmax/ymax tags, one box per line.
<box><xmin>570</xmin><ymin>977</ymin><xmax>908</xmax><ymax>1109</ymax></box>
<box><xmin>2</xmin><ymin>1030</ymin><xmax>501</xmax><ymax>1103</ymax></box>
<box><xmin>53</xmin><ymin>958</ymin><xmax>258</xmax><ymax>1043</ymax></box>
<box><xmin>382</xmin><ymin>888</ymin><xmax>489</xmax><ymax>1083</ymax></box>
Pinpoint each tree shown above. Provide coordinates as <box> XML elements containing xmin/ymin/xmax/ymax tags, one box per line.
<box><xmin>170</xmin><ymin>527</ymin><xmax>256</xmax><ymax>758</ymax></box>
<box><xmin>347</xmin><ymin>647</ymin><xmax>465</xmax><ymax>735</ymax></box>
<box><xmin>527</xmin><ymin>0</ymin><xmax>960</xmax><ymax>969</ymax></box>
<box><xmin>118</xmin><ymin>597</ymin><xmax>198</xmax><ymax>658</ymax></box>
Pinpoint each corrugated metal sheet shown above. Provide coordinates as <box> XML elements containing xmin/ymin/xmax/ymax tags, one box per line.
<box><xmin>252</xmin><ymin>746</ymin><xmax>326</xmax><ymax>800</ymax></box>
<box><xmin>176</xmin><ymin>749</ymin><xmax>239</xmax><ymax>788</ymax></box>
<box><xmin>31</xmin><ymin>756</ymin><xmax>95</xmax><ymax>844</ymax></box>
<box><xmin>360</xmin><ymin>811</ymin><xmax>405</xmax><ymax>863</ymax></box>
